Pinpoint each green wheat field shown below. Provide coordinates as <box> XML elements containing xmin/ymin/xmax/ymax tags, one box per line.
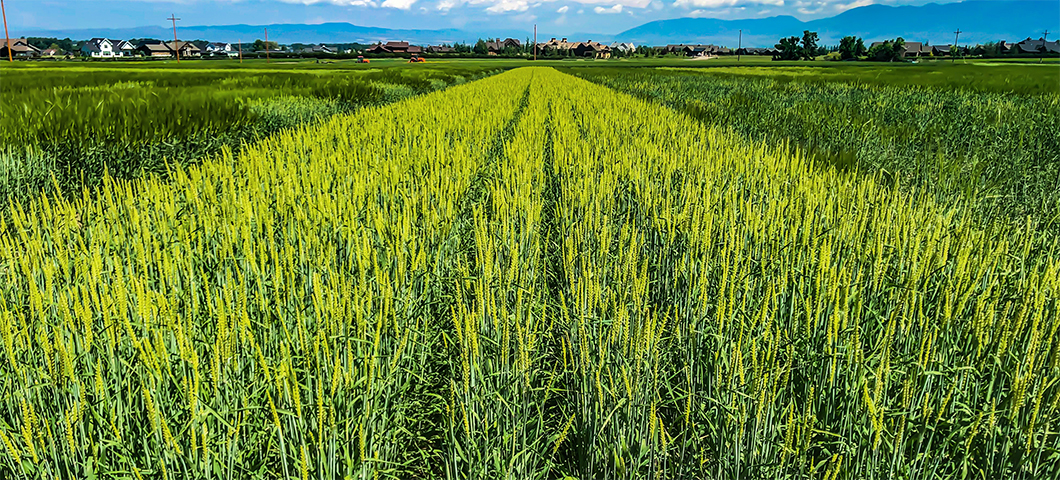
<box><xmin>1</xmin><ymin>59</ymin><xmax>1059</xmax><ymax>479</ymax></box>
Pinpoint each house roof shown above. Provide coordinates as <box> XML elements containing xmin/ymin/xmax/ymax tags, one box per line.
<box><xmin>1</xmin><ymin>38</ymin><xmax>41</xmax><ymax>54</ymax></box>
<box><xmin>165</xmin><ymin>41</ymin><xmax>200</xmax><ymax>52</ymax></box>
<box><xmin>82</xmin><ymin>38</ymin><xmax>112</xmax><ymax>52</ymax></box>
<box><xmin>138</xmin><ymin>42</ymin><xmax>172</xmax><ymax>52</ymax></box>
<box><xmin>904</xmin><ymin>42</ymin><xmax>924</xmax><ymax>53</ymax></box>
<box><xmin>1015</xmin><ymin>37</ymin><xmax>1060</xmax><ymax>53</ymax></box>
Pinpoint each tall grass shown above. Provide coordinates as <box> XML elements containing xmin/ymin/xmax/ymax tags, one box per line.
<box><xmin>0</xmin><ymin>67</ymin><xmax>1056</xmax><ymax>479</ymax></box>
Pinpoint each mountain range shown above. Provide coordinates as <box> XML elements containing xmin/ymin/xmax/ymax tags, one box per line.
<box><xmin>12</xmin><ymin>1</ymin><xmax>1057</xmax><ymax>48</ymax></box>
<box><xmin>618</xmin><ymin>1</ymin><xmax>1057</xmax><ymax>46</ymax></box>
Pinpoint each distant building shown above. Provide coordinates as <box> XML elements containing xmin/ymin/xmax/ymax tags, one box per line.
<box><xmin>81</xmin><ymin>38</ymin><xmax>115</xmax><ymax>58</ymax></box>
<box><xmin>931</xmin><ymin>44</ymin><xmax>952</xmax><ymax>56</ymax></box>
<box><xmin>427</xmin><ymin>45</ymin><xmax>455</xmax><ymax>53</ymax></box>
<box><xmin>737</xmin><ymin>47</ymin><xmax>778</xmax><ymax>55</ymax></box>
<box><xmin>206</xmin><ymin>42</ymin><xmax>239</xmax><ymax>57</ymax></box>
<box><xmin>536</xmin><ymin>38</ymin><xmax>611</xmax><ymax>58</ymax></box>
<box><xmin>113</xmin><ymin>40</ymin><xmax>136</xmax><ymax>57</ymax></box>
<box><xmin>366</xmin><ymin>41</ymin><xmax>423</xmax><ymax>54</ymax></box>
<box><xmin>0</xmin><ymin>38</ymin><xmax>41</xmax><ymax>58</ymax></box>
<box><xmin>660</xmin><ymin>44</ymin><xmax>731</xmax><ymax>57</ymax></box>
<box><xmin>301</xmin><ymin>44</ymin><xmax>335</xmax><ymax>54</ymax></box>
<box><xmin>1013</xmin><ymin>37</ymin><xmax>1060</xmax><ymax>54</ymax></box>
<box><xmin>137</xmin><ymin>41</ymin><xmax>173</xmax><ymax>58</ymax></box>
<box><xmin>485</xmin><ymin>38</ymin><xmax>522</xmax><ymax>54</ymax></box>
<box><xmin>572</xmin><ymin>40</ymin><xmax>611</xmax><ymax>58</ymax></box>
<box><xmin>166</xmin><ymin>41</ymin><xmax>202</xmax><ymax>58</ymax></box>
<box><xmin>610</xmin><ymin>42</ymin><xmax>636</xmax><ymax>54</ymax></box>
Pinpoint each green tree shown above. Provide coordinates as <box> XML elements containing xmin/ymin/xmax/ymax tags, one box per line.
<box><xmin>801</xmin><ymin>30</ymin><xmax>819</xmax><ymax>60</ymax></box>
<box><xmin>253</xmin><ymin>39</ymin><xmax>278</xmax><ymax>52</ymax></box>
<box><xmin>866</xmin><ymin>37</ymin><xmax>906</xmax><ymax>62</ymax></box>
<box><xmin>838</xmin><ymin>36</ymin><xmax>867</xmax><ymax>60</ymax></box>
<box><xmin>892</xmin><ymin>37</ymin><xmax>906</xmax><ymax>60</ymax></box>
<box><xmin>473</xmin><ymin>39</ymin><xmax>489</xmax><ymax>55</ymax></box>
<box><xmin>775</xmin><ymin>36</ymin><xmax>802</xmax><ymax>60</ymax></box>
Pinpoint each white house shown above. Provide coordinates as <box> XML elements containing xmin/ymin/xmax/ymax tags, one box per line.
<box><xmin>113</xmin><ymin>40</ymin><xmax>136</xmax><ymax>57</ymax></box>
<box><xmin>81</xmin><ymin>38</ymin><xmax>115</xmax><ymax>58</ymax></box>
<box><xmin>610</xmin><ymin>42</ymin><xmax>636</xmax><ymax>54</ymax></box>
<box><xmin>206</xmin><ymin>42</ymin><xmax>238</xmax><ymax>57</ymax></box>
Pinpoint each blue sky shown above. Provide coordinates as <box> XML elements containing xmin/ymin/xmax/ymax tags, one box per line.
<box><xmin>8</xmin><ymin>0</ymin><xmax>956</xmax><ymax>34</ymax></box>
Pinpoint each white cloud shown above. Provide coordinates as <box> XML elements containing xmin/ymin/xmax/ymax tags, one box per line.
<box><xmin>594</xmin><ymin>4</ymin><xmax>623</xmax><ymax>13</ymax></box>
<box><xmin>381</xmin><ymin>0</ymin><xmax>417</xmax><ymax>8</ymax></box>
<box><xmin>436</xmin><ymin>0</ymin><xmax>460</xmax><ymax>10</ymax></box>
<box><xmin>673</xmin><ymin>0</ymin><xmax>782</xmax><ymax>8</ymax></box>
<box><xmin>280</xmin><ymin>0</ymin><xmax>377</xmax><ymax>5</ymax></box>
<box><xmin>557</xmin><ymin>5</ymin><xmax>569</xmax><ymax>12</ymax></box>
<box><xmin>486</xmin><ymin>0</ymin><xmax>530</xmax><ymax>11</ymax></box>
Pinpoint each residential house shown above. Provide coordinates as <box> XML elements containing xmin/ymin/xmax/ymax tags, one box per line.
<box><xmin>113</xmin><ymin>40</ymin><xmax>136</xmax><ymax>57</ymax></box>
<box><xmin>1013</xmin><ymin>37</ymin><xmax>1060</xmax><ymax>54</ymax></box>
<box><xmin>537</xmin><ymin>38</ymin><xmax>576</xmax><ymax>54</ymax></box>
<box><xmin>137</xmin><ymin>41</ymin><xmax>173</xmax><ymax>58</ymax></box>
<box><xmin>166</xmin><ymin>41</ymin><xmax>202</xmax><ymax>58</ymax></box>
<box><xmin>206</xmin><ymin>42</ymin><xmax>239</xmax><ymax>57</ymax></box>
<box><xmin>931</xmin><ymin>44</ymin><xmax>952</xmax><ymax>56</ymax></box>
<box><xmin>485</xmin><ymin>38</ymin><xmax>522</xmax><ymax>54</ymax></box>
<box><xmin>610</xmin><ymin>42</ymin><xmax>636</xmax><ymax>54</ymax></box>
<box><xmin>737</xmin><ymin>47</ymin><xmax>778</xmax><ymax>55</ymax></box>
<box><xmin>903</xmin><ymin>41</ymin><xmax>925</xmax><ymax>57</ymax></box>
<box><xmin>81</xmin><ymin>38</ymin><xmax>115</xmax><ymax>58</ymax></box>
<box><xmin>0</xmin><ymin>38</ymin><xmax>41</xmax><ymax>58</ymax></box>
<box><xmin>366</xmin><ymin>41</ymin><xmax>423</xmax><ymax>54</ymax></box>
<box><xmin>537</xmin><ymin>38</ymin><xmax>610</xmax><ymax>58</ymax></box>
<box><xmin>572</xmin><ymin>40</ymin><xmax>611</xmax><ymax>58</ymax></box>
<box><xmin>427</xmin><ymin>45</ymin><xmax>455</xmax><ymax>53</ymax></box>
<box><xmin>41</xmin><ymin>48</ymin><xmax>62</xmax><ymax>57</ymax></box>
<box><xmin>661</xmin><ymin>44</ymin><xmax>730</xmax><ymax>57</ymax></box>
<box><xmin>301</xmin><ymin>44</ymin><xmax>335</xmax><ymax>54</ymax></box>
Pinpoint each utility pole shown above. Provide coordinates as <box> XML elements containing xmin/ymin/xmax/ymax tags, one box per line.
<box><xmin>168</xmin><ymin>14</ymin><xmax>181</xmax><ymax>63</ymax></box>
<box><xmin>952</xmin><ymin>28</ymin><xmax>961</xmax><ymax>63</ymax></box>
<box><xmin>738</xmin><ymin>29</ymin><xmax>742</xmax><ymax>62</ymax></box>
<box><xmin>533</xmin><ymin>24</ymin><xmax>537</xmax><ymax>61</ymax></box>
<box><xmin>2</xmin><ymin>0</ymin><xmax>13</xmax><ymax>62</ymax></box>
<box><xmin>1041</xmin><ymin>30</ymin><xmax>1049</xmax><ymax>63</ymax></box>
<box><xmin>265</xmin><ymin>27</ymin><xmax>270</xmax><ymax>63</ymax></box>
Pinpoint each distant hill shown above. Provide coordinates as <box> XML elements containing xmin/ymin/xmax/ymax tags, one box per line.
<box><xmin>12</xmin><ymin>1</ymin><xmax>1057</xmax><ymax>47</ymax></box>
<box><xmin>617</xmin><ymin>1</ymin><xmax>1058</xmax><ymax>46</ymax></box>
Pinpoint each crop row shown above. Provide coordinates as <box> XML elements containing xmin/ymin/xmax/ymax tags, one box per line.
<box><xmin>0</xmin><ymin>67</ymin><xmax>1057</xmax><ymax>479</ymax></box>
